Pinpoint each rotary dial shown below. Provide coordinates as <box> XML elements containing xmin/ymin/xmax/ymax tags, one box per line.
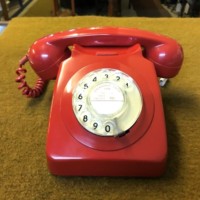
<box><xmin>72</xmin><ymin>68</ymin><xmax>143</xmax><ymax>137</ymax></box>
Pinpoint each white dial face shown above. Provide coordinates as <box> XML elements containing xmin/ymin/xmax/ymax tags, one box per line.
<box><xmin>89</xmin><ymin>83</ymin><xmax>124</xmax><ymax>115</ymax></box>
<box><xmin>72</xmin><ymin>68</ymin><xmax>143</xmax><ymax>137</ymax></box>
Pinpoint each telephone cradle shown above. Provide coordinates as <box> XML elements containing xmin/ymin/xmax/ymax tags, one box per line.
<box><xmin>16</xmin><ymin>27</ymin><xmax>183</xmax><ymax>177</ymax></box>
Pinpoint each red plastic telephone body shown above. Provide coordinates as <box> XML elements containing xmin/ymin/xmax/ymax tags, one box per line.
<box><xmin>16</xmin><ymin>27</ymin><xmax>183</xmax><ymax>176</ymax></box>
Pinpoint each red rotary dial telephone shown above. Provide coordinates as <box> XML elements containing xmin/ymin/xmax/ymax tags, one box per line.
<box><xmin>16</xmin><ymin>27</ymin><xmax>183</xmax><ymax>177</ymax></box>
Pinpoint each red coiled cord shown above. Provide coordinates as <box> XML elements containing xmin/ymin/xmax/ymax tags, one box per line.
<box><xmin>15</xmin><ymin>55</ymin><xmax>47</xmax><ymax>98</ymax></box>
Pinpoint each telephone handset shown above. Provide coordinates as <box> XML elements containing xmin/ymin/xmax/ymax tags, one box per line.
<box><xmin>16</xmin><ymin>27</ymin><xmax>183</xmax><ymax>176</ymax></box>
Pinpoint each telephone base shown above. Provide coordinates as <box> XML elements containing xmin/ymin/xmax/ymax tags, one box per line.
<box><xmin>47</xmin><ymin>126</ymin><xmax>167</xmax><ymax>177</ymax></box>
<box><xmin>47</xmin><ymin>156</ymin><xmax>166</xmax><ymax>177</ymax></box>
<box><xmin>46</xmin><ymin>44</ymin><xmax>168</xmax><ymax>177</ymax></box>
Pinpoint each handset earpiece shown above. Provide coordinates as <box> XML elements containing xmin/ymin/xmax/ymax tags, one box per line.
<box><xmin>27</xmin><ymin>36</ymin><xmax>71</xmax><ymax>81</ymax></box>
<box><xmin>16</xmin><ymin>34</ymin><xmax>71</xmax><ymax>98</ymax></box>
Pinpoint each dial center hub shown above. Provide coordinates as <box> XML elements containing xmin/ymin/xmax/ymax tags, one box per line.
<box><xmin>89</xmin><ymin>83</ymin><xmax>125</xmax><ymax>116</ymax></box>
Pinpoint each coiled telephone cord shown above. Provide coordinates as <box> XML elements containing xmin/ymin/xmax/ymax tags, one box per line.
<box><xmin>15</xmin><ymin>55</ymin><xmax>46</xmax><ymax>98</ymax></box>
